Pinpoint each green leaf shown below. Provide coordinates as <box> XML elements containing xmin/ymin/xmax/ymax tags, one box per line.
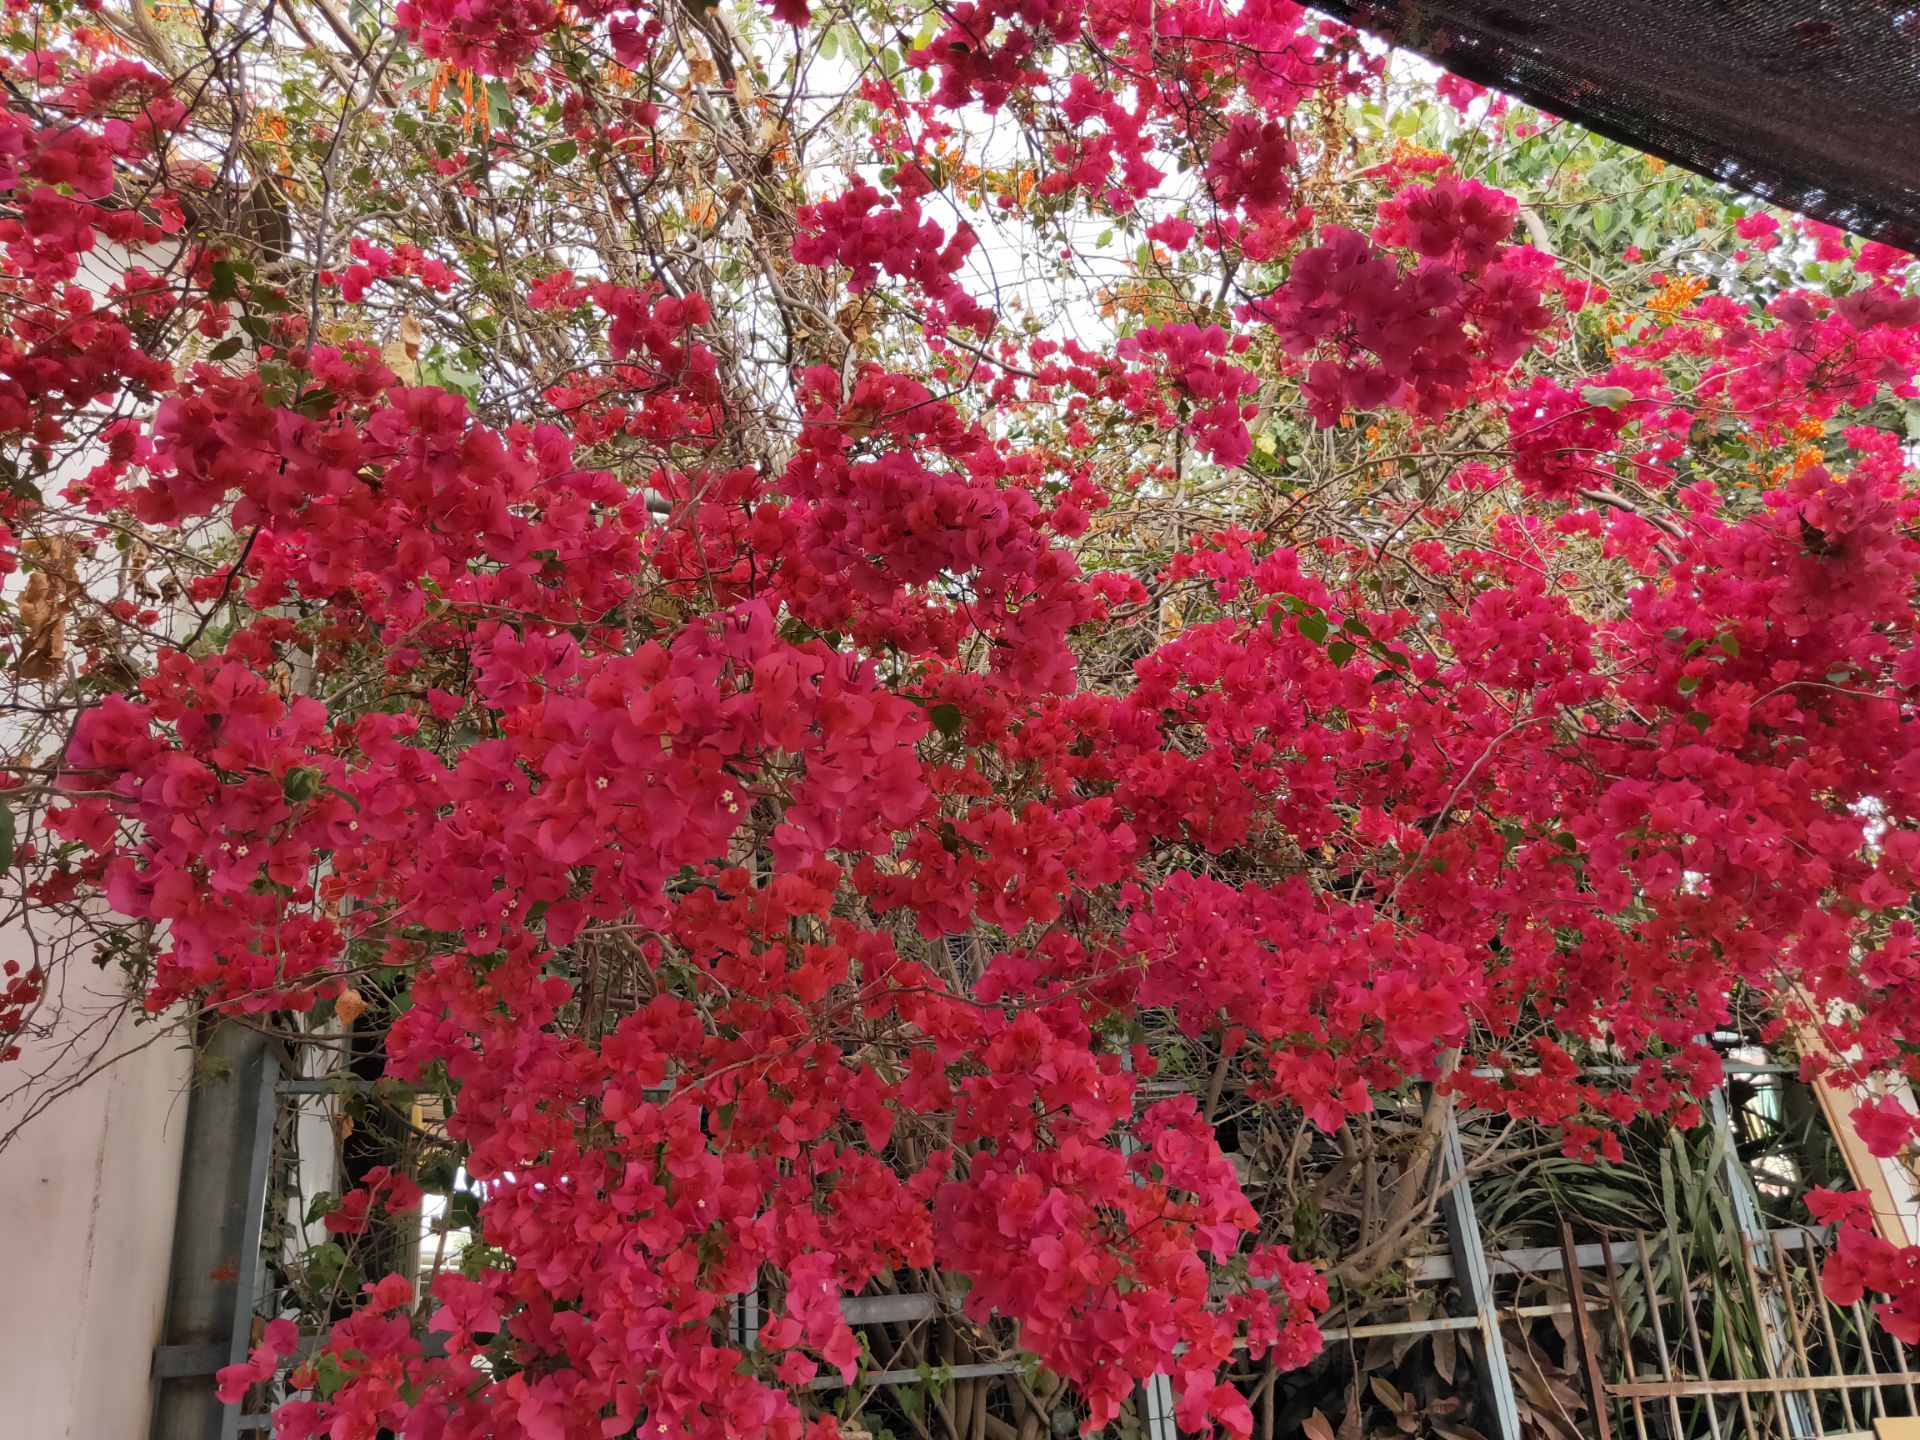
<box><xmin>1326</xmin><ymin>640</ymin><xmax>1356</xmax><ymax>666</ymax></box>
<box><xmin>928</xmin><ymin>702</ymin><xmax>964</xmax><ymax>738</ymax></box>
<box><xmin>447</xmin><ymin>1191</ymin><xmax>482</xmax><ymax>1231</ymax></box>
<box><xmin>1580</xmin><ymin>384</ymin><xmax>1636</xmax><ymax>411</ymax></box>
<box><xmin>311</xmin><ymin>1350</ymin><xmax>350</xmax><ymax>1400</ymax></box>
<box><xmin>423</xmin><ymin>358</ymin><xmax>482</xmax><ymax>397</ymax></box>
<box><xmin>283</xmin><ymin>766</ymin><xmax>325</xmax><ymax>803</ymax></box>
<box><xmin>1298</xmin><ymin>613</ymin><xmax>1328</xmax><ymax>644</ymax></box>
<box><xmin>547</xmin><ymin>139</ymin><xmax>578</xmax><ymax>164</ymax></box>
<box><xmin>0</xmin><ymin>803</ymin><xmax>16</xmax><ymax>872</ymax></box>
<box><xmin>305</xmin><ymin>1240</ymin><xmax>348</xmax><ymax>1285</ymax></box>
<box><xmin>1677</xmin><ymin>674</ymin><xmax>1701</xmax><ymax>695</ymax></box>
<box><xmin>1717</xmin><ymin>632</ymin><xmax>1739</xmax><ymax>659</ymax></box>
<box><xmin>209</xmin><ymin>258</ymin><xmax>253</xmax><ymax>304</ymax></box>
<box><xmin>207</xmin><ymin>335</ymin><xmax>245</xmax><ymax>362</ymax></box>
<box><xmin>416</xmin><ymin>1151</ymin><xmax>459</xmax><ymax>1192</ymax></box>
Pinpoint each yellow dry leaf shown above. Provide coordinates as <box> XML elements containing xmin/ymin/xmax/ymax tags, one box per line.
<box><xmin>335</xmin><ymin>985</ymin><xmax>369</xmax><ymax>1026</ymax></box>
<box><xmin>15</xmin><ymin>571</ymin><xmax>63</xmax><ymax>680</ymax></box>
<box><xmin>14</xmin><ymin>537</ymin><xmax>76</xmax><ymax>682</ymax></box>
<box><xmin>382</xmin><ymin>314</ymin><xmax>424</xmax><ymax>383</ymax></box>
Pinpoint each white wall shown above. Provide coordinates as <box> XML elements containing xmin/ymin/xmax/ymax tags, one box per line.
<box><xmin>0</xmin><ymin>954</ymin><xmax>190</xmax><ymax>1438</ymax></box>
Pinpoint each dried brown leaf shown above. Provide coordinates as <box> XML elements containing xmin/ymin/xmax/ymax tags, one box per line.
<box><xmin>14</xmin><ymin>570</ymin><xmax>65</xmax><ymax>681</ymax></box>
<box><xmin>1431</xmin><ymin>1326</ymin><xmax>1457</xmax><ymax>1386</ymax></box>
<box><xmin>1337</xmin><ymin>1390</ymin><xmax>1364</xmax><ymax>1440</ymax></box>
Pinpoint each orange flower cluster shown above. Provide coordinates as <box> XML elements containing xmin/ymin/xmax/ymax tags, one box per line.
<box><xmin>1648</xmin><ymin>274</ymin><xmax>1709</xmax><ymax>314</ymax></box>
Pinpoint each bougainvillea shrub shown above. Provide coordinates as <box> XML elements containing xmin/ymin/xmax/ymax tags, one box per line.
<box><xmin>5</xmin><ymin>0</ymin><xmax>1920</xmax><ymax>1434</ymax></box>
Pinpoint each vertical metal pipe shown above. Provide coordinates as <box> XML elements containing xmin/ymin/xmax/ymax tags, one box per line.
<box><xmin>151</xmin><ymin>1023</ymin><xmax>278</xmax><ymax>1440</ymax></box>
<box><xmin>221</xmin><ymin>1043</ymin><xmax>280</xmax><ymax>1440</ymax></box>
<box><xmin>1435</xmin><ymin>1109</ymin><xmax>1522</xmax><ymax>1440</ymax></box>
<box><xmin>1710</xmin><ymin>1088</ymin><xmax>1814</xmax><ymax>1438</ymax></box>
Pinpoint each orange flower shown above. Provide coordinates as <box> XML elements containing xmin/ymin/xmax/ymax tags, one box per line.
<box><xmin>1649</xmin><ymin>275</ymin><xmax>1708</xmax><ymax>314</ymax></box>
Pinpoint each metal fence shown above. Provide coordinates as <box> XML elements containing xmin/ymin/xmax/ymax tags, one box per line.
<box><xmin>150</xmin><ymin>1033</ymin><xmax>1920</xmax><ymax>1440</ymax></box>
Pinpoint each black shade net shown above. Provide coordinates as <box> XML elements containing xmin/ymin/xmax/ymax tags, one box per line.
<box><xmin>1312</xmin><ymin>0</ymin><xmax>1920</xmax><ymax>252</ymax></box>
